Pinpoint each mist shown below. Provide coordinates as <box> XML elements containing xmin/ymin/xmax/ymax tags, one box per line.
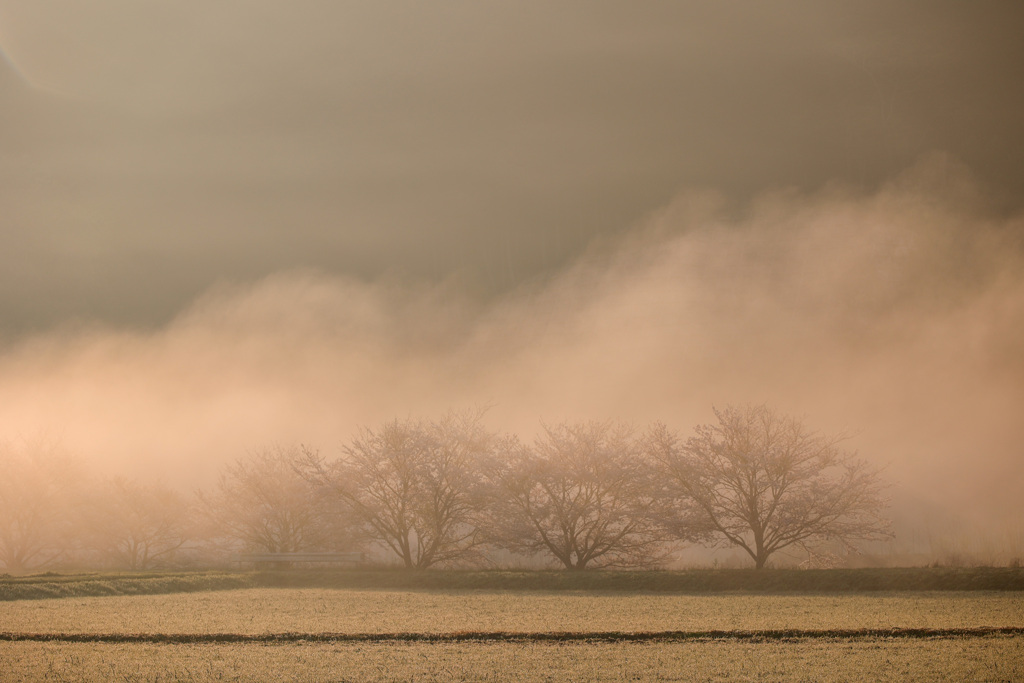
<box><xmin>1</xmin><ymin>155</ymin><xmax>1021</xmax><ymax>561</ymax></box>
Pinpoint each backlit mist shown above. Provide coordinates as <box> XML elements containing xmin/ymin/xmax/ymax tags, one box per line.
<box><xmin>2</xmin><ymin>1</ymin><xmax>1023</xmax><ymax>565</ymax></box>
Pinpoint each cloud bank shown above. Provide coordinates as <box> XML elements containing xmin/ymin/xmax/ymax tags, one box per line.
<box><xmin>1</xmin><ymin>156</ymin><xmax>1022</xmax><ymax>550</ymax></box>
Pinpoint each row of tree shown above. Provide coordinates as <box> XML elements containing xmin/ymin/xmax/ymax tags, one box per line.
<box><xmin>0</xmin><ymin>452</ymin><xmax>192</xmax><ymax>573</ymax></box>
<box><xmin>0</xmin><ymin>405</ymin><xmax>892</xmax><ymax>573</ymax></box>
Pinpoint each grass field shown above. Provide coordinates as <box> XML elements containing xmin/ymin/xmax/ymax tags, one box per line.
<box><xmin>4</xmin><ymin>567</ymin><xmax>1023</xmax><ymax>600</ymax></box>
<box><xmin>2</xmin><ymin>637</ymin><xmax>1022</xmax><ymax>682</ymax></box>
<box><xmin>1</xmin><ymin>571</ymin><xmax>1022</xmax><ymax>681</ymax></box>
<box><xmin>3</xmin><ymin>589</ymin><xmax>1023</xmax><ymax>634</ymax></box>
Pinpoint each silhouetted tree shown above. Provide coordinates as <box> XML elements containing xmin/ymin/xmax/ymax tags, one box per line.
<box><xmin>0</xmin><ymin>440</ymin><xmax>81</xmax><ymax>573</ymax></box>
<box><xmin>648</xmin><ymin>405</ymin><xmax>892</xmax><ymax>569</ymax></box>
<box><xmin>197</xmin><ymin>447</ymin><xmax>348</xmax><ymax>554</ymax></box>
<box><xmin>484</xmin><ymin>421</ymin><xmax>670</xmax><ymax>570</ymax></box>
<box><xmin>300</xmin><ymin>411</ymin><xmax>492</xmax><ymax>569</ymax></box>
<box><xmin>81</xmin><ymin>478</ymin><xmax>193</xmax><ymax>570</ymax></box>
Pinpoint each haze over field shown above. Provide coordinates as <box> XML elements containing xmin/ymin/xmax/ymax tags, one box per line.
<box><xmin>2</xmin><ymin>1</ymin><xmax>1023</xmax><ymax>560</ymax></box>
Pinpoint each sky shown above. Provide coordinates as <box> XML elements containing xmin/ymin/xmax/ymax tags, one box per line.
<box><xmin>1</xmin><ymin>1</ymin><xmax>1023</xmax><ymax>556</ymax></box>
<box><xmin>2</xmin><ymin>1</ymin><xmax>1024</xmax><ymax>331</ymax></box>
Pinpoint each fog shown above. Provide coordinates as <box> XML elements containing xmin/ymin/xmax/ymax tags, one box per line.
<box><xmin>1</xmin><ymin>155</ymin><xmax>1022</xmax><ymax>561</ymax></box>
<box><xmin>2</xmin><ymin>2</ymin><xmax>1023</xmax><ymax>565</ymax></box>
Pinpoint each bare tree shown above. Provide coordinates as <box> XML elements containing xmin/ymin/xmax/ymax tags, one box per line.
<box><xmin>300</xmin><ymin>411</ymin><xmax>492</xmax><ymax>569</ymax></box>
<box><xmin>0</xmin><ymin>440</ymin><xmax>81</xmax><ymax>574</ymax></box>
<box><xmin>197</xmin><ymin>447</ymin><xmax>349</xmax><ymax>554</ymax></box>
<box><xmin>483</xmin><ymin>421</ymin><xmax>670</xmax><ymax>570</ymax></box>
<box><xmin>80</xmin><ymin>478</ymin><xmax>193</xmax><ymax>570</ymax></box>
<box><xmin>648</xmin><ymin>405</ymin><xmax>892</xmax><ymax>569</ymax></box>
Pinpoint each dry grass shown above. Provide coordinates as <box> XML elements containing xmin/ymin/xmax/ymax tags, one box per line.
<box><xmin>1</xmin><ymin>636</ymin><xmax>1021</xmax><ymax>682</ymax></box>
<box><xmin>2</xmin><ymin>589</ymin><xmax>1023</xmax><ymax>635</ymax></box>
<box><xmin>4</xmin><ymin>567</ymin><xmax>1023</xmax><ymax>601</ymax></box>
<box><xmin>3</xmin><ymin>588</ymin><xmax>1021</xmax><ymax>681</ymax></box>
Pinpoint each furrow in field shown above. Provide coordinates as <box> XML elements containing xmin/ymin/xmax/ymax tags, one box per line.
<box><xmin>2</xmin><ymin>627</ymin><xmax>1022</xmax><ymax>643</ymax></box>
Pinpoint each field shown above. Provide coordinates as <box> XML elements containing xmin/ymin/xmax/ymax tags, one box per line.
<box><xmin>5</xmin><ymin>567</ymin><xmax>1023</xmax><ymax>600</ymax></box>
<box><xmin>4</xmin><ymin>638</ymin><xmax>1023</xmax><ymax>682</ymax></box>
<box><xmin>4</xmin><ymin>589</ymin><xmax>1024</xmax><ymax>634</ymax></box>
<box><xmin>2</xmin><ymin>571</ymin><xmax>1022</xmax><ymax>681</ymax></box>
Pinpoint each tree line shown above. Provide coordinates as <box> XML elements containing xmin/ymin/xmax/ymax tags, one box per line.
<box><xmin>0</xmin><ymin>405</ymin><xmax>892</xmax><ymax>573</ymax></box>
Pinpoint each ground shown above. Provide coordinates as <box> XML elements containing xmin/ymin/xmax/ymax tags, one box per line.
<box><xmin>1</xmin><ymin>570</ymin><xmax>1021</xmax><ymax>681</ymax></box>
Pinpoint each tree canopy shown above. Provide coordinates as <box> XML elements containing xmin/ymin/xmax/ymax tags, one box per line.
<box><xmin>649</xmin><ymin>405</ymin><xmax>892</xmax><ymax>569</ymax></box>
<box><xmin>484</xmin><ymin>421</ymin><xmax>671</xmax><ymax>570</ymax></box>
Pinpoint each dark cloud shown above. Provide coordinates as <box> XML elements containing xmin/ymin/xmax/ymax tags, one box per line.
<box><xmin>2</xmin><ymin>1</ymin><xmax>1023</xmax><ymax>332</ymax></box>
